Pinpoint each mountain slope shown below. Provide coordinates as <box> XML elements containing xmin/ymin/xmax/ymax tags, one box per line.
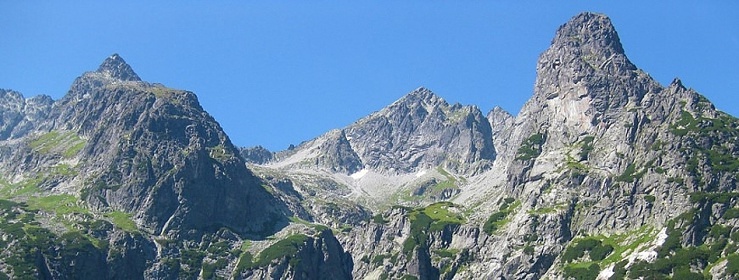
<box><xmin>0</xmin><ymin>12</ymin><xmax>737</xmax><ymax>280</ymax></box>
<box><xmin>263</xmin><ymin>12</ymin><xmax>739</xmax><ymax>280</ymax></box>
<box><xmin>272</xmin><ymin>87</ymin><xmax>495</xmax><ymax>176</ymax></box>
<box><xmin>0</xmin><ymin>55</ymin><xmax>359</xmax><ymax>279</ymax></box>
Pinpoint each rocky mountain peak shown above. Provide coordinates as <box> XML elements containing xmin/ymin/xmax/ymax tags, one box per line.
<box><xmin>392</xmin><ymin>86</ymin><xmax>447</xmax><ymax>110</ymax></box>
<box><xmin>551</xmin><ymin>12</ymin><xmax>624</xmax><ymax>56</ymax></box>
<box><xmin>669</xmin><ymin>77</ymin><xmax>686</xmax><ymax>90</ymax></box>
<box><xmin>96</xmin><ymin>53</ymin><xmax>141</xmax><ymax>81</ymax></box>
<box><xmin>521</xmin><ymin>12</ymin><xmax>643</xmax><ymax>133</ymax></box>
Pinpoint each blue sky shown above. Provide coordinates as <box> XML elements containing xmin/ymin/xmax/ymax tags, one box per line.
<box><xmin>1</xmin><ymin>2</ymin><xmax>737</xmax><ymax>151</ymax></box>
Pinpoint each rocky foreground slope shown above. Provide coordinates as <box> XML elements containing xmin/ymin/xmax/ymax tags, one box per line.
<box><xmin>0</xmin><ymin>12</ymin><xmax>737</xmax><ymax>280</ymax></box>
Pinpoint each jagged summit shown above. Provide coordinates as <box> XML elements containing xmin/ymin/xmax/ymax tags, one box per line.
<box><xmin>670</xmin><ymin>77</ymin><xmax>685</xmax><ymax>89</ymax></box>
<box><xmin>96</xmin><ymin>53</ymin><xmax>141</xmax><ymax>81</ymax></box>
<box><xmin>393</xmin><ymin>86</ymin><xmax>445</xmax><ymax>107</ymax></box>
<box><xmin>551</xmin><ymin>12</ymin><xmax>625</xmax><ymax>56</ymax></box>
<box><xmin>529</xmin><ymin>12</ymin><xmax>639</xmax><ymax>106</ymax></box>
<box><xmin>406</xmin><ymin>86</ymin><xmax>435</xmax><ymax>99</ymax></box>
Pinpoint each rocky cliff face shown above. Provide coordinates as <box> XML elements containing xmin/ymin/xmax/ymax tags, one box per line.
<box><xmin>0</xmin><ymin>55</ymin><xmax>354</xmax><ymax>279</ymax></box>
<box><xmin>0</xmin><ymin>89</ymin><xmax>53</xmax><ymax>140</ymax></box>
<box><xmin>259</xmin><ymin>12</ymin><xmax>739</xmax><ymax>280</ymax></box>
<box><xmin>343</xmin><ymin>87</ymin><xmax>496</xmax><ymax>175</ymax></box>
<box><xmin>1</xmin><ymin>12</ymin><xmax>738</xmax><ymax>280</ymax></box>
<box><xmin>272</xmin><ymin>87</ymin><xmax>496</xmax><ymax>176</ymax></box>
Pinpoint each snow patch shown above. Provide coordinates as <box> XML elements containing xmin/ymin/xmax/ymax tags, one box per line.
<box><xmin>597</xmin><ymin>264</ymin><xmax>614</xmax><ymax>280</ymax></box>
<box><xmin>655</xmin><ymin>227</ymin><xmax>668</xmax><ymax>247</ymax></box>
<box><xmin>635</xmin><ymin>250</ymin><xmax>657</xmax><ymax>262</ymax></box>
<box><xmin>633</xmin><ymin>227</ymin><xmax>666</xmax><ymax>262</ymax></box>
<box><xmin>350</xmin><ymin>169</ymin><xmax>369</xmax><ymax>180</ymax></box>
<box><xmin>415</xmin><ymin>170</ymin><xmax>427</xmax><ymax>178</ymax></box>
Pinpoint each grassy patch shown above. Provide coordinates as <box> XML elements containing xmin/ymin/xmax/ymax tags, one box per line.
<box><xmin>207</xmin><ymin>144</ymin><xmax>233</xmax><ymax>162</ymax></box>
<box><xmin>234</xmin><ymin>251</ymin><xmax>254</xmax><ymax>275</ymax></box>
<box><xmin>434</xmin><ymin>248</ymin><xmax>459</xmax><ymax>258</ymax></box>
<box><xmin>563</xmin><ymin>263</ymin><xmax>600</xmax><ymax>280</ymax></box>
<box><xmin>28</xmin><ymin>131</ymin><xmax>85</xmax><ymax>158</ymax></box>
<box><xmin>250</xmin><ymin>234</ymin><xmax>309</xmax><ymax>268</ymax></box>
<box><xmin>372</xmin><ymin>213</ymin><xmax>388</xmax><ymax>224</ymax></box>
<box><xmin>561</xmin><ymin>225</ymin><xmax>655</xmax><ymax>275</ymax></box>
<box><xmin>615</xmin><ymin>163</ymin><xmax>646</xmax><ymax>183</ymax></box>
<box><xmin>104</xmin><ymin>211</ymin><xmax>138</xmax><ymax>232</ymax></box>
<box><xmin>402</xmin><ymin>202</ymin><xmax>465</xmax><ymax>255</ymax></box>
<box><xmin>27</xmin><ymin>194</ymin><xmax>89</xmax><ymax>216</ymax></box>
<box><xmin>483</xmin><ymin>199</ymin><xmax>520</xmax><ymax>235</ymax></box>
<box><xmin>565</xmin><ymin>155</ymin><xmax>589</xmax><ymax>176</ymax></box>
<box><xmin>528</xmin><ymin>203</ymin><xmax>567</xmax><ymax>215</ymax></box>
<box><xmin>288</xmin><ymin>216</ymin><xmax>329</xmax><ymax>231</ymax></box>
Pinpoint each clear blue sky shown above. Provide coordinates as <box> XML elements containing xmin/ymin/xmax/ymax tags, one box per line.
<box><xmin>1</xmin><ymin>2</ymin><xmax>737</xmax><ymax>151</ymax></box>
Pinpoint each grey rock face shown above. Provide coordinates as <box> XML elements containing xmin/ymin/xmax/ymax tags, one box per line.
<box><xmin>313</xmin><ymin>129</ymin><xmax>364</xmax><ymax>174</ymax></box>
<box><xmin>0</xmin><ymin>55</ymin><xmax>290</xmax><ymax>238</ymax></box>
<box><xmin>0</xmin><ymin>89</ymin><xmax>53</xmax><ymax>140</ymax></box>
<box><xmin>487</xmin><ymin>106</ymin><xmax>515</xmax><ymax>156</ymax></box>
<box><xmin>345</xmin><ymin>87</ymin><xmax>495</xmax><ymax>175</ymax></box>
<box><xmin>96</xmin><ymin>53</ymin><xmax>142</xmax><ymax>81</ymax></box>
<box><xmin>240</xmin><ymin>145</ymin><xmax>275</xmax><ymax>164</ymax></box>
<box><xmin>1</xmin><ymin>12</ymin><xmax>738</xmax><ymax>280</ymax></box>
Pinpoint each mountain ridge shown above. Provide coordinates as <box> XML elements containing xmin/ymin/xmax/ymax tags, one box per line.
<box><xmin>0</xmin><ymin>11</ymin><xmax>737</xmax><ymax>280</ymax></box>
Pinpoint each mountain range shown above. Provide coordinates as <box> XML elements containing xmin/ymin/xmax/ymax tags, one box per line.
<box><xmin>0</xmin><ymin>12</ymin><xmax>738</xmax><ymax>280</ymax></box>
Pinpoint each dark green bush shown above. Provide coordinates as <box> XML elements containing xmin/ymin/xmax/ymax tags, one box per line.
<box><xmin>589</xmin><ymin>244</ymin><xmax>613</xmax><ymax>261</ymax></box>
<box><xmin>724</xmin><ymin>208</ymin><xmax>739</xmax><ymax>219</ymax></box>
<box><xmin>483</xmin><ymin>211</ymin><xmax>507</xmax><ymax>235</ymax></box>
<box><xmin>726</xmin><ymin>254</ymin><xmax>739</xmax><ymax>276</ymax></box>
<box><xmin>516</xmin><ymin>133</ymin><xmax>545</xmax><ymax>161</ymax></box>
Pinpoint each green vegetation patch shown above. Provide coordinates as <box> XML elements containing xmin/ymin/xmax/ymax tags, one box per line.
<box><xmin>516</xmin><ymin>133</ymin><xmax>546</xmax><ymax>161</ymax></box>
<box><xmin>202</xmin><ymin>258</ymin><xmax>228</xmax><ymax>279</ymax></box>
<box><xmin>483</xmin><ymin>198</ymin><xmax>520</xmax><ymax>235</ymax></box>
<box><xmin>104</xmin><ymin>211</ymin><xmax>138</xmax><ymax>232</ymax></box>
<box><xmin>207</xmin><ymin>144</ymin><xmax>234</xmax><ymax>162</ymax></box>
<box><xmin>560</xmin><ymin>225</ymin><xmax>655</xmax><ymax>279</ymax></box>
<box><xmin>372</xmin><ymin>214</ymin><xmax>388</xmax><ymax>224</ymax></box>
<box><xmin>27</xmin><ymin>194</ymin><xmax>89</xmax><ymax>216</ymax></box>
<box><xmin>402</xmin><ymin>202</ymin><xmax>465</xmax><ymax>255</ymax></box>
<box><xmin>565</xmin><ymin>155</ymin><xmax>589</xmax><ymax>176</ymax></box>
<box><xmin>562</xmin><ymin>237</ymin><xmax>614</xmax><ymax>263</ymax></box>
<box><xmin>28</xmin><ymin>130</ymin><xmax>86</xmax><ymax>158</ymax></box>
<box><xmin>431</xmin><ymin>166</ymin><xmax>458</xmax><ymax>192</ymax></box>
<box><xmin>578</xmin><ymin>135</ymin><xmax>595</xmax><ymax>160</ymax></box>
<box><xmin>180</xmin><ymin>249</ymin><xmax>206</xmax><ymax>278</ymax></box>
<box><xmin>248</xmin><ymin>234</ymin><xmax>309</xmax><ymax>268</ymax></box>
<box><xmin>0</xmin><ymin>177</ymin><xmax>42</xmax><ymax>199</ymax></box>
<box><xmin>689</xmin><ymin>192</ymin><xmax>739</xmax><ymax>204</ymax></box>
<box><xmin>0</xmin><ymin>199</ymin><xmax>106</xmax><ymax>279</ymax></box>
<box><xmin>615</xmin><ymin>163</ymin><xmax>646</xmax><ymax>183</ymax></box>
<box><xmin>723</xmin><ymin>208</ymin><xmax>739</xmax><ymax>220</ymax></box>
<box><xmin>669</xmin><ymin>108</ymin><xmax>739</xmax><ymax>186</ymax></box>
<box><xmin>434</xmin><ymin>248</ymin><xmax>460</xmax><ymax>258</ymax></box>
<box><xmin>563</xmin><ymin>262</ymin><xmax>600</xmax><ymax>280</ymax></box>
<box><xmin>624</xmin><ymin>209</ymin><xmax>739</xmax><ymax>279</ymax></box>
